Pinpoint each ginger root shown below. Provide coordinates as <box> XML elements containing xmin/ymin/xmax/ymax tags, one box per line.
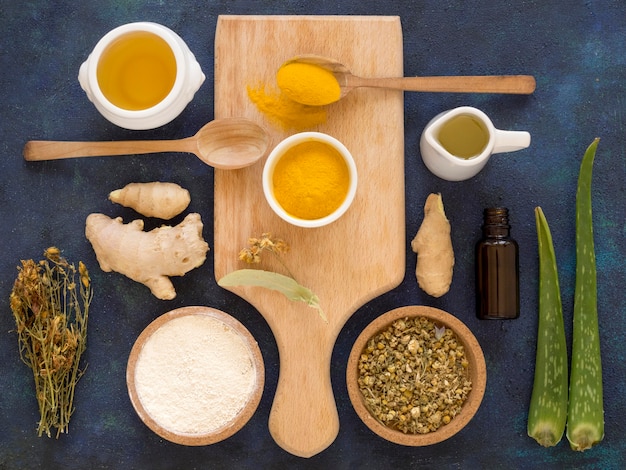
<box><xmin>85</xmin><ymin>212</ymin><xmax>209</xmax><ymax>300</ymax></box>
<box><xmin>109</xmin><ymin>182</ymin><xmax>191</xmax><ymax>220</ymax></box>
<box><xmin>411</xmin><ymin>193</ymin><xmax>454</xmax><ymax>297</ymax></box>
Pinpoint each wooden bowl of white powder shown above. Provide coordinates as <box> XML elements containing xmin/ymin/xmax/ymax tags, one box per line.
<box><xmin>126</xmin><ymin>306</ymin><xmax>264</xmax><ymax>445</ymax></box>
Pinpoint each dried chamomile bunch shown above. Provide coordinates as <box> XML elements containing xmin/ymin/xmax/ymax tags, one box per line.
<box><xmin>10</xmin><ymin>247</ymin><xmax>93</xmax><ymax>438</ymax></box>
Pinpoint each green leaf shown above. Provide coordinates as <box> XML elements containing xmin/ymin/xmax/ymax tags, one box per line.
<box><xmin>218</xmin><ymin>269</ymin><xmax>327</xmax><ymax>323</ymax></box>
<box><xmin>567</xmin><ymin>138</ymin><xmax>604</xmax><ymax>451</ymax></box>
<box><xmin>528</xmin><ymin>207</ymin><xmax>568</xmax><ymax>447</ymax></box>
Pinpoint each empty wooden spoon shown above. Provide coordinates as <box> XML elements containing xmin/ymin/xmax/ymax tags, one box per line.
<box><xmin>278</xmin><ymin>55</ymin><xmax>537</xmax><ymax>105</ymax></box>
<box><xmin>23</xmin><ymin>117</ymin><xmax>270</xmax><ymax>170</ymax></box>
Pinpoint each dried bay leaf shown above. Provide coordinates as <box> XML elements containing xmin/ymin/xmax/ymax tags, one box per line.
<box><xmin>218</xmin><ymin>269</ymin><xmax>327</xmax><ymax>323</ymax></box>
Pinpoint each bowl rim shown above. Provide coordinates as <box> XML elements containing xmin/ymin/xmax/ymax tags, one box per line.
<box><xmin>126</xmin><ymin>305</ymin><xmax>265</xmax><ymax>446</ymax></box>
<box><xmin>262</xmin><ymin>131</ymin><xmax>358</xmax><ymax>228</ymax></box>
<box><xmin>346</xmin><ymin>305</ymin><xmax>487</xmax><ymax>446</ymax></box>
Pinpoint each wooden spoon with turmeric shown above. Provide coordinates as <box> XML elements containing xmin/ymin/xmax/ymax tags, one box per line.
<box><xmin>278</xmin><ymin>55</ymin><xmax>536</xmax><ymax>106</ymax></box>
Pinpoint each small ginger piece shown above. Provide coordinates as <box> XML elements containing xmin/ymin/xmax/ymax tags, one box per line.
<box><xmin>108</xmin><ymin>182</ymin><xmax>191</xmax><ymax>220</ymax></box>
<box><xmin>85</xmin><ymin>212</ymin><xmax>209</xmax><ymax>300</ymax></box>
<box><xmin>411</xmin><ymin>193</ymin><xmax>454</xmax><ymax>297</ymax></box>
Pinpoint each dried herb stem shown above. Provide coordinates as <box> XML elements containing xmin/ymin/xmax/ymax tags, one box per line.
<box><xmin>10</xmin><ymin>247</ymin><xmax>93</xmax><ymax>438</ymax></box>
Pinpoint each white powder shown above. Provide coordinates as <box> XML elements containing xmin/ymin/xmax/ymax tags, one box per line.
<box><xmin>134</xmin><ymin>314</ymin><xmax>257</xmax><ymax>435</ymax></box>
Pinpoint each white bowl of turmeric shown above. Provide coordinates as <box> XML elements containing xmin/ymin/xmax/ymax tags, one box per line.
<box><xmin>262</xmin><ymin>132</ymin><xmax>357</xmax><ymax>228</ymax></box>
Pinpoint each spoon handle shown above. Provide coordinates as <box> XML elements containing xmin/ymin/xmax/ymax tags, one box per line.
<box><xmin>353</xmin><ymin>75</ymin><xmax>536</xmax><ymax>94</ymax></box>
<box><xmin>23</xmin><ymin>139</ymin><xmax>191</xmax><ymax>161</ymax></box>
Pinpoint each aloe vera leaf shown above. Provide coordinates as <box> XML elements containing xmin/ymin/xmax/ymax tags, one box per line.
<box><xmin>527</xmin><ymin>207</ymin><xmax>568</xmax><ymax>447</ymax></box>
<box><xmin>566</xmin><ymin>138</ymin><xmax>604</xmax><ymax>451</ymax></box>
<box><xmin>218</xmin><ymin>269</ymin><xmax>327</xmax><ymax>323</ymax></box>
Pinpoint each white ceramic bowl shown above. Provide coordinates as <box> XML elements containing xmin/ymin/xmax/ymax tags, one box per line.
<box><xmin>78</xmin><ymin>22</ymin><xmax>205</xmax><ymax>130</ymax></box>
<box><xmin>262</xmin><ymin>132</ymin><xmax>357</xmax><ymax>228</ymax></box>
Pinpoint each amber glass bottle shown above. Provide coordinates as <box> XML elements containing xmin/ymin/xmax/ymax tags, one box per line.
<box><xmin>475</xmin><ymin>207</ymin><xmax>520</xmax><ymax>319</ymax></box>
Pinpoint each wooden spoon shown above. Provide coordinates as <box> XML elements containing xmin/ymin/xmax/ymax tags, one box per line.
<box><xmin>280</xmin><ymin>55</ymin><xmax>537</xmax><ymax>105</ymax></box>
<box><xmin>23</xmin><ymin>117</ymin><xmax>270</xmax><ymax>170</ymax></box>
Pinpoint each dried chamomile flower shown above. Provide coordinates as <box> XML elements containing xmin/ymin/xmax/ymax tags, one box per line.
<box><xmin>44</xmin><ymin>246</ymin><xmax>61</xmax><ymax>262</ymax></box>
<box><xmin>238</xmin><ymin>233</ymin><xmax>290</xmax><ymax>264</ymax></box>
<box><xmin>78</xmin><ymin>261</ymin><xmax>91</xmax><ymax>289</ymax></box>
<box><xmin>357</xmin><ymin>316</ymin><xmax>472</xmax><ymax>434</ymax></box>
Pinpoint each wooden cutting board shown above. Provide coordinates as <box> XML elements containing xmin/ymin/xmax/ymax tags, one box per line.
<box><xmin>214</xmin><ymin>15</ymin><xmax>405</xmax><ymax>457</ymax></box>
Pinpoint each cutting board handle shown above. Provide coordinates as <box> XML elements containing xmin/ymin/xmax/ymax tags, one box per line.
<box><xmin>267</xmin><ymin>319</ymin><xmax>339</xmax><ymax>458</ymax></box>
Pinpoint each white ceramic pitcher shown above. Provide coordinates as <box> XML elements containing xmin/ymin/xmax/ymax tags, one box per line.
<box><xmin>78</xmin><ymin>22</ymin><xmax>205</xmax><ymax>130</ymax></box>
<box><xmin>420</xmin><ymin>106</ymin><xmax>531</xmax><ymax>181</ymax></box>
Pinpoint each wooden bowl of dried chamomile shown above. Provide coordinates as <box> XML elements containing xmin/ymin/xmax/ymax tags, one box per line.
<box><xmin>126</xmin><ymin>306</ymin><xmax>264</xmax><ymax>446</ymax></box>
<box><xmin>347</xmin><ymin>305</ymin><xmax>486</xmax><ymax>446</ymax></box>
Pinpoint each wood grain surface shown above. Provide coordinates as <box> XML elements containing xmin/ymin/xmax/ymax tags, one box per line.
<box><xmin>214</xmin><ymin>15</ymin><xmax>405</xmax><ymax>457</ymax></box>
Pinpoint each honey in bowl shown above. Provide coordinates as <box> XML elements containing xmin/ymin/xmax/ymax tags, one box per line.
<box><xmin>96</xmin><ymin>31</ymin><xmax>177</xmax><ymax>110</ymax></box>
<box><xmin>437</xmin><ymin>113</ymin><xmax>489</xmax><ymax>159</ymax></box>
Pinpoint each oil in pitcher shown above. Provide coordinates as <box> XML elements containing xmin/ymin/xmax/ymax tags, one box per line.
<box><xmin>420</xmin><ymin>106</ymin><xmax>531</xmax><ymax>181</ymax></box>
<box><xmin>437</xmin><ymin>114</ymin><xmax>489</xmax><ymax>159</ymax></box>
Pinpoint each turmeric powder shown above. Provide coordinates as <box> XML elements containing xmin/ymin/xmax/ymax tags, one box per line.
<box><xmin>272</xmin><ymin>141</ymin><xmax>350</xmax><ymax>220</ymax></box>
<box><xmin>276</xmin><ymin>62</ymin><xmax>341</xmax><ymax>106</ymax></box>
<box><xmin>247</xmin><ymin>84</ymin><xmax>327</xmax><ymax>131</ymax></box>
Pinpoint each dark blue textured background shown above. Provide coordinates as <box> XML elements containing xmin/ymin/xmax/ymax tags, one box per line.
<box><xmin>1</xmin><ymin>1</ymin><xmax>624</xmax><ymax>469</ymax></box>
